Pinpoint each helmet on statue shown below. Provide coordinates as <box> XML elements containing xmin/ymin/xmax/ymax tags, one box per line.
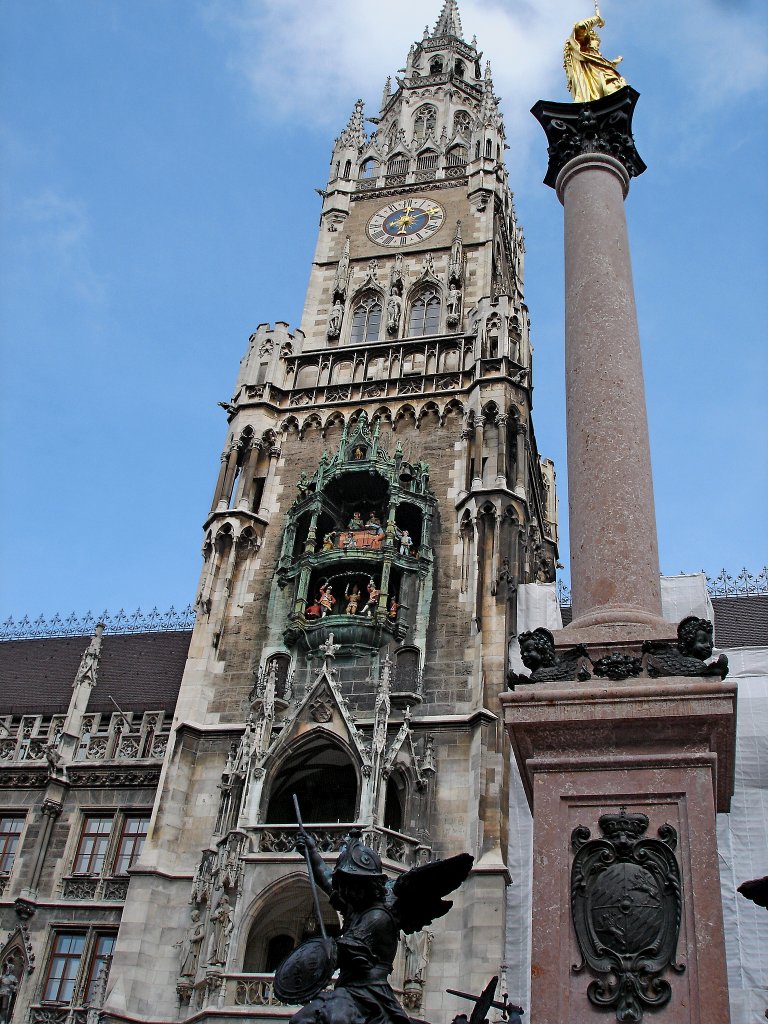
<box><xmin>333</xmin><ymin>828</ymin><xmax>386</xmax><ymax>881</ymax></box>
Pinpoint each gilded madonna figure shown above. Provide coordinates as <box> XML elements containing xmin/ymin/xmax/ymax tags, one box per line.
<box><xmin>564</xmin><ymin>3</ymin><xmax>627</xmax><ymax>102</ymax></box>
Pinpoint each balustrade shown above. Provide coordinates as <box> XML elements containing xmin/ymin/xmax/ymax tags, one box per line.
<box><xmin>249</xmin><ymin>823</ymin><xmax>428</xmax><ymax>867</ymax></box>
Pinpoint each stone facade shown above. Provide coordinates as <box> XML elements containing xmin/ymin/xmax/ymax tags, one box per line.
<box><xmin>97</xmin><ymin>9</ymin><xmax>556</xmax><ymax>1024</ymax></box>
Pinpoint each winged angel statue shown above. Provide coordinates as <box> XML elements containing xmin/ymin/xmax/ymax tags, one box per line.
<box><xmin>276</xmin><ymin>826</ymin><xmax>473</xmax><ymax>1024</ymax></box>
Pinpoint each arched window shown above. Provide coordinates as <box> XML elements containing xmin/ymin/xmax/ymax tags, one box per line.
<box><xmin>429</xmin><ymin>57</ymin><xmax>443</xmax><ymax>75</ymax></box>
<box><xmin>446</xmin><ymin>145</ymin><xmax>468</xmax><ymax>168</ymax></box>
<box><xmin>264</xmin><ymin>735</ymin><xmax>357</xmax><ymax>823</ymax></box>
<box><xmin>384</xmin><ymin>775</ymin><xmax>405</xmax><ymax>832</ymax></box>
<box><xmin>475</xmin><ymin>141</ymin><xmax>481</xmax><ymax>160</ymax></box>
<box><xmin>264</xmin><ymin>653</ymin><xmax>291</xmax><ymax>700</ymax></box>
<box><xmin>416</xmin><ymin>150</ymin><xmax>438</xmax><ymax>171</ymax></box>
<box><xmin>414</xmin><ymin>105</ymin><xmax>437</xmax><ymax>143</ymax></box>
<box><xmin>408</xmin><ymin>290</ymin><xmax>441</xmax><ymax>337</ymax></box>
<box><xmin>295</xmin><ymin>363</ymin><xmax>319</xmax><ymax>389</ymax></box>
<box><xmin>485</xmin><ymin>139</ymin><xmax>493</xmax><ymax>159</ymax></box>
<box><xmin>453</xmin><ymin>110</ymin><xmax>471</xmax><ymax>137</ymax></box>
<box><xmin>395</xmin><ymin>646</ymin><xmax>420</xmax><ymax>691</ymax></box>
<box><xmin>343</xmin><ymin>159</ymin><xmax>352</xmax><ymax>179</ymax></box>
<box><xmin>360</xmin><ymin>158</ymin><xmax>379</xmax><ymax>179</ymax></box>
<box><xmin>243</xmin><ymin>879</ymin><xmax>341</xmax><ymax>973</ymax></box>
<box><xmin>349</xmin><ymin>295</ymin><xmax>382</xmax><ymax>343</ymax></box>
<box><xmin>454</xmin><ymin>60</ymin><xmax>465</xmax><ymax>79</ymax></box>
<box><xmin>331</xmin><ymin>360</ymin><xmax>354</xmax><ymax>384</ymax></box>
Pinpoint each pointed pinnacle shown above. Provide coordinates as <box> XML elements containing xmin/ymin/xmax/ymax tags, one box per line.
<box><xmin>433</xmin><ymin>0</ymin><xmax>464</xmax><ymax>41</ymax></box>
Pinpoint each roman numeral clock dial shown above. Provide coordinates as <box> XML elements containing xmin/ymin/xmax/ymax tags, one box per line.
<box><xmin>366</xmin><ymin>197</ymin><xmax>446</xmax><ymax>247</ymax></box>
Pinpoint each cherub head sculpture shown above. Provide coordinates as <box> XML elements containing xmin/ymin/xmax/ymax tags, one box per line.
<box><xmin>677</xmin><ymin>616</ymin><xmax>715</xmax><ymax>661</ymax></box>
<box><xmin>517</xmin><ymin>627</ymin><xmax>557</xmax><ymax>672</ymax></box>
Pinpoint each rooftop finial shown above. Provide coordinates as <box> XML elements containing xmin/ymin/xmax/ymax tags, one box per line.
<box><xmin>433</xmin><ymin>0</ymin><xmax>464</xmax><ymax>41</ymax></box>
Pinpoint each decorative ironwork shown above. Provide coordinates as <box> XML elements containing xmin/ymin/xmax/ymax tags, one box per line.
<box><xmin>1</xmin><ymin>605</ymin><xmax>195</xmax><ymax>641</ymax></box>
<box><xmin>558</xmin><ymin>567</ymin><xmax>768</xmax><ymax>607</ymax></box>
<box><xmin>571</xmin><ymin>810</ymin><xmax>684</xmax><ymax>1023</ymax></box>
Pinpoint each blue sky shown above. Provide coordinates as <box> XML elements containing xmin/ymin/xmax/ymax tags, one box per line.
<box><xmin>1</xmin><ymin>0</ymin><xmax>766</xmax><ymax>621</ymax></box>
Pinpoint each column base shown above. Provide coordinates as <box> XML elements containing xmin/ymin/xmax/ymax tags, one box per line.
<box><xmin>500</xmin><ymin>676</ymin><xmax>736</xmax><ymax>1023</ymax></box>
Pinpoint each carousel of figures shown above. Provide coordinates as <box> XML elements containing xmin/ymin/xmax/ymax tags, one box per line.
<box><xmin>362</xmin><ymin>579</ymin><xmax>381</xmax><ymax>618</ymax></box>
<box><xmin>275</xmin><ymin>798</ymin><xmax>473</xmax><ymax>1024</ymax></box>
<box><xmin>319</xmin><ymin>584</ymin><xmax>337</xmax><ymax>618</ymax></box>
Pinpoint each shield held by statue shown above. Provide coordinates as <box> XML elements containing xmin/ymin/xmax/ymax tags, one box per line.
<box><xmin>274</xmin><ymin>936</ymin><xmax>338</xmax><ymax>1005</ymax></box>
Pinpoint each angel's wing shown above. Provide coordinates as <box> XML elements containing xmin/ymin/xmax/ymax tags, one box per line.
<box><xmin>389</xmin><ymin>853</ymin><xmax>473</xmax><ymax>934</ymax></box>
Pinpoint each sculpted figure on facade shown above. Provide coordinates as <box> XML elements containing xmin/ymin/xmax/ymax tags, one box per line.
<box><xmin>176</xmin><ymin>909</ymin><xmax>205</xmax><ymax>979</ymax></box>
<box><xmin>507</xmin><ymin>627</ymin><xmax>591</xmax><ymax>687</ymax></box>
<box><xmin>644</xmin><ymin>616</ymin><xmax>729</xmax><ymax>679</ymax></box>
<box><xmin>0</xmin><ymin>959</ymin><xmax>19</xmax><ymax>1024</ymax></box>
<box><xmin>207</xmin><ymin>894</ymin><xmax>234</xmax><ymax>967</ymax></box>
<box><xmin>564</xmin><ymin>3</ymin><xmax>627</xmax><ymax>102</ymax></box>
<box><xmin>328</xmin><ymin>300</ymin><xmax>344</xmax><ymax>340</ymax></box>
<box><xmin>387</xmin><ymin>291</ymin><xmax>402</xmax><ymax>335</ymax></box>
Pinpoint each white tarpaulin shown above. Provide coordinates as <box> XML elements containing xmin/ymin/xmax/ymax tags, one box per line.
<box><xmin>504</xmin><ymin>578</ymin><xmax>768</xmax><ymax>1022</ymax></box>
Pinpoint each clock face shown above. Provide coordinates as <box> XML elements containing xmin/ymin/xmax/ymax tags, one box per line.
<box><xmin>367</xmin><ymin>197</ymin><xmax>446</xmax><ymax>248</ymax></box>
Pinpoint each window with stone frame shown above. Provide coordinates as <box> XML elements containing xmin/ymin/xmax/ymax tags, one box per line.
<box><xmin>0</xmin><ymin>814</ymin><xmax>24</xmax><ymax>875</ymax></box>
<box><xmin>408</xmin><ymin>290</ymin><xmax>441</xmax><ymax>337</ymax></box>
<box><xmin>413</xmin><ymin>104</ymin><xmax>437</xmax><ymax>143</ymax></box>
<box><xmin>71</xmin><ymin>812</ymin><xmax>150</xmax><ymax>878</ymax></box>
<box><xmin>453</xmin><ymin>110</ymin><xmax>471</xmax><ymax>136</ymax></box>
<box><xmin>41</xmin><ymin>930</ymin><xmax>116</xmax><ymax>1006</ymax></box>
<box><xmin>349</xmin><ymin>295</ymin><xmax>382</xmax><ymax>344</ymax></box>
<box><xmin>112</xmin><ymin>815</ymin><xmax>150</xmax><ymax>876</ymax></box>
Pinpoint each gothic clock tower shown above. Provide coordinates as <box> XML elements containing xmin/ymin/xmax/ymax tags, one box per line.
<box><xmin>104</xmin><ymin>4</ymin><xmax>558</xmax><ymax>1022</ymax></box>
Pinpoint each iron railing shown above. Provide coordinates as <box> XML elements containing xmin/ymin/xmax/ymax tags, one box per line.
<box><xmin>1</xmin><ymin>605</ymin><xmax>195</xmax><ymax>641</ymax></box>
<box><xmin>556</xmin><ymin>567</ymin><xmax>767</xmax><ymax>607</ymax></box>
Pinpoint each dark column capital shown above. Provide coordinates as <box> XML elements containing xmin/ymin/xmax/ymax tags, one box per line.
<box><xmin>41</xmin><ymin>798</ymin><xmax>63</xmax><ymax>819</ymax></box>
<box><xmin>531</xmin><ymin>86</ymin><xmax>646</xmax><ymax>190</ymax></box>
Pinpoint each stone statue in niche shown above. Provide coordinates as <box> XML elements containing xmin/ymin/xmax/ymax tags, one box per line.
<box><xmin>207</xmin><ymin>894</ymin><xmax>234</xmax><ymax>967</ymax></box>
<box><xmin>446</xmin><ymin>284</ymin><xmax>462</xmax><ymax>328</ymax></box>
<box><xmin>277</xmin><ymin>828</ymin><xmax>473</xmax><ymax>1024</ymax></box>
<box><xmin>644</xmin><ymin>616</ymin><xmax>729</xmax><ymax>679</ymax></box>
<box><xmin>176</xmin><ymin>908</ymin><xmax>205</xmax><ymax>979</ymax></box>
<box><xmin>328</xmin><ymin>300</ymin><xmax>344</xmax><ymax>339</ymax></box>
<box><xmin>387</xmin><ymin>291</ymin><xmax>402</xmax><ymax>335</ymax></box>
<box><xmin>0</xmin><ymin>957</ymin><xmax>20</xmax><ymax>1024</ymax></box>
<box><xmin>507</xmin><ymin>627</ymin><xmax>591</xmax><ymax>688</ymax></box>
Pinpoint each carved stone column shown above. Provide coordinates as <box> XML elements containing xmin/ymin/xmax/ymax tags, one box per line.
<box><xmin>210</xmin><ymin>452</ymin><xmax>229</xmax><ymax>514</ymax></box>
<box><xmin>472</xmin><ymin>420</ymin><xmax>483</xmax><ymax>487</ymax></box>
<box><xmin>514</xmin><ymin>422</ymin><xmax>526</xmax><ymax>493</ymax></box>
<box><xmin>496</xmin><ymin>415</ymin><xmax>508</xmax><ymax>486</ymax></box>
<box><xmin>20</xmin><ymin>794</ymin><xmax>63</xmax><ymax>900</ymax></box>
<box><xmin>218</xmin><ymin>442</ymin><xmax>241</xmax><ymax>512</ymax></box>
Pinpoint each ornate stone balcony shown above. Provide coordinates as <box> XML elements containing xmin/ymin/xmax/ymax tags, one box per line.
<box><xmin>248</xmin><ymin>823</ymin><xmax>430</xmax><ymax>869</ymax></box>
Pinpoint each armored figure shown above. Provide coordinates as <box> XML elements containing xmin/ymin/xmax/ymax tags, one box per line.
<box><xmin>284</xmin><ymin>829</ymin><xmax>472</xmax><ymax>1024</ymax></box>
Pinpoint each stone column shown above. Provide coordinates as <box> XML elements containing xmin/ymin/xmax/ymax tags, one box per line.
<box><xmin>472</xmin><ymin>420</ymin><xmax>483</xmax><ymax>487</ymax></box>
<box><xmin>495</xmin><ymin>414</ymin><xmax>508</xmax><ymax>485</ymax></box>
<box><xmin>533</xmin><ymin>88</ymin><xmax>668</xmax><ymax>635</ymax></box>
<box><xmin>514</xmin><ymin>422</ymin><xmax>526</xmax><ymax>492</ymax></box>
<box><xmin>218</xmin><ymin>442</ymin><xmax>241</xmax><ymax>512</ymax></box>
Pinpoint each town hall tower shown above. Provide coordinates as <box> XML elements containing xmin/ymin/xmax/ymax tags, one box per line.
<box><xmin>103</xmin><ymin>4</ymin><xmax>558</xmax><ymax>1021</ymax></box>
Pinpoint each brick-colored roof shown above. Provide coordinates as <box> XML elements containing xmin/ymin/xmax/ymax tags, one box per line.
<box><xmin>558</xmin><ymin>595</ymin><xmax>768</xmax><ymax>647</ymax></box>
<box><xmin>0</xmin><ymin>631</ymin><xmax>191</xmax><ymax>717</ymax></box>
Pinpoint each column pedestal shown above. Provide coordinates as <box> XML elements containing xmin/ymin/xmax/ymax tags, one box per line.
<box><xmin>500</xmin><ymin>677</ymin><xmax>736</xmax><ymax>1023</ymax></box>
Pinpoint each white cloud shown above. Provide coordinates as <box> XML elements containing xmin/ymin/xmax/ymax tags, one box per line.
<box><xmin>201</xmin><ymin>0</ymin><xmax>767</xmax><ymax>178</ymax></box>
<box><xmin>18</xmin><ymin>189</ymin><xmax>106</xmax><ymax>305</ymax></box>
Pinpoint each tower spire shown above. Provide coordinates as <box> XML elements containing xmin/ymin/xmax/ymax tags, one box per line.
<box><xmin>432</xmin><ymin>0</ymin><xmax>464</xmax><ymax>41</ymax></box>
<box><xmin>337</xmin><ymin>98</ymin><xmax>366</xmax><ymax>148</ymax></box>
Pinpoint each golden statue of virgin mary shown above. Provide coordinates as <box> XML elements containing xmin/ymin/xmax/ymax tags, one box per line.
<box><xmin>564</xmin><ymin>2</ymin><xmax>627</xmax><ymax>102</ymax></box>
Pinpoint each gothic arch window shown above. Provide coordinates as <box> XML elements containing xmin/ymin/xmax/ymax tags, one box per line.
<box><xmin>384</xmin><ymin>773</ymin><xmax>407</xmax><ymax>833</ymax></box>
<box><xmin>485</xmin><ymin>139</ymin><xmax>493</xmax><ymax>159</ymax></box>
<box><xmin>395</xmin><ymin>646</ymin><xmax>420</xmax><ymax>691</ymax></box>
<box><xmin>454</xmin><ymin>59</ymin><xmax>465</xmax><ymax>79</ymax></box>
<box><xmin>387</xmin><ymin>153</ymin><xmax>409</xmax><ymax>176</ymax></box>
<box><xmin>264</xmin><ymin>653</ymin><xmax>292</xmax><ymax>700</ymax></box>
<box><xmin>349</xmin><ymin>294</ymin><xmax>382</xmax><ymax>344</ymax></box>
<box><xmin>446</xmin><ymin>144</ymin><xmax>468</xmax><ymax>168</ymax></box>
<box><xmin>295</xmin><ymin>362</ymin><xmax>319</xmax><ymax>390</ymax></box>
<box><xmin>242</xmin><ymin>878</ymin><xmax>340</xmax><ymax>973</ymax></box>
<box><xmin>360</xmin><ymin>158</ymin><xmax>379</xmax><ymax>179</ymax></box>
<box><xmin>413</xmin><ymin>105</ymin><xmax>437</xmax><ymax>143</ymax></box>
<box><xmin>429</xmin><ymin>57</ymin><xmax>443</xmax><ymax>75</ymax></box>
<box><xmin>408</xmin><ymin>289</ymin><xmax>441</xmax><ymax>338</ymax></box>
<box><xmin>475</xmin><ymin>141</ymin><xmax>480</xmax><ymax>160</ymax></box>
<box><xmin>331</xmin><ymin>359</ymin><xmax>354</xmax><ymax>385</ymax></box>
<box><xmin>453</xmin><ymin>110</ymin><xmax>471</xmax><ymax>137</ymax></box>
<box><xmin>263</xmin><ymin>734</ymin><xmax>358</xmax><ymax>824</ymax></box>
<box><xmin>416</xmin><ymin>150</ymin><xmax>438</xmax><ymax>171</ymax></box>
<box><xmin>343</xmin><ymin>159</ymin><xmax>352</xmax><ymax>179</ymax></box>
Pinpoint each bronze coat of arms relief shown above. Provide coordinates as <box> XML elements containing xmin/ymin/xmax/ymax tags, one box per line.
<box><xmin>570</xmin><ymin>809</ymin><xmax>685</xmax><ymax>1023</ymax></box>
